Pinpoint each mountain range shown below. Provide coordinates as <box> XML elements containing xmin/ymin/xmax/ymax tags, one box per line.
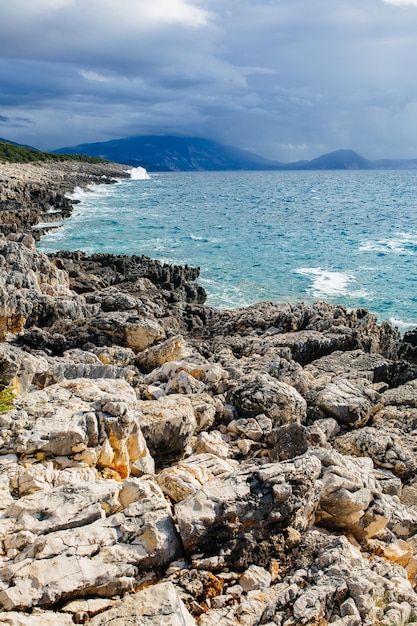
<box><xmin>3</xmin><ymin>135</ymin><xmax>417</xmax><ymax>171</ymax></box>
<box><xmin>53</xmin><ymin>136</ymin><xmax>417</xmax><ymax>172</ymax></box>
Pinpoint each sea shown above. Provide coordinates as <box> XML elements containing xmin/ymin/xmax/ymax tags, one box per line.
<box><xmin>38</xmin><ymin>167</ymin><xmax>417</xmax><ymax>332</ymax></box>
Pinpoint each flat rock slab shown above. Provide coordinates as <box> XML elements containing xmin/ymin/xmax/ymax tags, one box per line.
<box><xmin>0</xmin><ymin>478</ymin><xmax>181</xmax><ymax>611</ymax></box>
<box><xmin>305</xmin><ymin>349</ymin><xmax>390</xmax><ymax>385</ymax></box>
<box><xmin>89</xmin><ymin>582</ymin><xmax>197</xmax><ymax>625</ymax></box>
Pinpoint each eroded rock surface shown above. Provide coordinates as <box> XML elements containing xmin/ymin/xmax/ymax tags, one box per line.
<box><xmin>1</xmin><ymin>220</ymin><xmax>417</xmax><ymax>625</ymax></box>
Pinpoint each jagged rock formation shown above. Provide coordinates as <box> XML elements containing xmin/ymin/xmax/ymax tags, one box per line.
<box><xmin>1</xmin><ymin>230</ymin><xmax>417</xmax><ymax>624</ymax></box>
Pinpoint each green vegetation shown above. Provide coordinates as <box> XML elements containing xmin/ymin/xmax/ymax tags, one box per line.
<box><xmin>0</xmin><ymin>140</ymin><xmax>109</xmax><ymax>164</ymax></box>
<box><xmin>0</xmin><ymin>387</ymin><xmax>15</xmax><ymax>413</ymax></box>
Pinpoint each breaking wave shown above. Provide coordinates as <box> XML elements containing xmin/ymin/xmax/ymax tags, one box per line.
<box><xmin>128</xmin><ymin>166</ymin><xmax>151</xmax><ymax>180</ymax></box>
<box><xmin>295</xmin><ymin>267</ymin><xmax>368</xmax><ymax>299</ymax></box>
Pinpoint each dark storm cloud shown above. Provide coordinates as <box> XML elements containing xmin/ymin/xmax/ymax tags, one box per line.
<box><xmin>1</xmin><ymin>0</ymin><xmax>417</xmax><ymax>160</ymax></box>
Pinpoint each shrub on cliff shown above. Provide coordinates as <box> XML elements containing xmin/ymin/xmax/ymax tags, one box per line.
<box><xmin>0</xmin><ymin>140</ymin><xmax>109</xmax><ymax>164</ymax></box>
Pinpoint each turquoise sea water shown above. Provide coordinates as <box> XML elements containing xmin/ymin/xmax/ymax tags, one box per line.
<box><xmin>38</xmin><ymin>169</ymin><xmax>417</xmax><ymax>331</ymax></box>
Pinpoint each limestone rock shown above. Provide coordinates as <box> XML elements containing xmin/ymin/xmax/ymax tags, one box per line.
<box><xmin>0</xmin><ymin>231</ymin><xmax>416</xmax><ymax>624</ymax></box>
<box><xmin>144</xmin><ymin>360</ymin><xmax>229</xmax><ymax>393</ymax></box>
<box><xmin>189</xmin><ymin>395</ymin><xmax>217</xmax><ymax>432</ymax></box>
<box><xmin>17</xmin><ymin>461</ymin><xmax>54</xmax><ymax>496</ymax></box>
<box><xmin>84</xmin><ymin>288</ymin><xmax>139</xmax><ymax>312</ymax></box>
<box><xmin>52</xmin><ymin>249</ymin><xmax>206</xmax><ymax>305</ymax></box>
<box><xmin>0</xmin><ymin>612</ymin><xmax>74</xmax><ymax>625</ymax></box>
<box><xmin>93</xmin><ymin>345</ymin><xmax>136</xmax><ymax>367</ymax></box>
<box><xmin>204</xmin><ymin>301</ymin><xmax>399</xmax><ymax>362</ymax></box>
<box><xmin>34</xmin><ymin>348</ymin><xmax>137</xmax><ymax>389</ymax></box>
<box><xmin>286</xmin><ymin>531</ymin><xmax>404</xmax><ymax>625</ymax></box>
<box><xmin>174</xmin><ymin>525</ymin><xmax>417</xmax><ymax>626</ymax></box>
<box><xmin>0</xmin><ymin>555</ymin><xmax>135</xmax><ymax>611</ymax></box>
<box><xmin>269</xmin><ymin>422</ymin><xmax>310</xmax><ymax>461</ymax></box>
<box><xmin>124</xmin><ymin>316</ymin><xmax>166</xmax><ymax>352</ymax></box>
<box><xmin>157</xmin><ymin>466</ymin><xmax>206</xmax><ymax>503</ymax></box>
<box><xmin>1</xmin><ymin>378</ymin><xmax>154</xmax><ymax>478</ymax></box>
<box><xmin>61</xmin><ymin>597</ymin><xmax>115</xmax><ymax>622</ymax></box>
<box><xmin>41</xmin><ymin>310</ymin><xmax>165</xmax><ymax>355</ymax></box>
<box><xmin>227</xmin><ymin>373</ymin><xmax>307</xmax><ymax>425</ymax></box>
<box><xmin>238</xmin><ymin>565</ymin><xmax>272</xmax><ymax>592</ymax></box>
<box><xmin>157</xmin><ymin>453</ymin><xmax>238</xmax><ymax>503</ymax></box>
<box><xmin>314</xmin><ymin>449</ymin><xmax>381</xmax><ymax>536</ymax></box>
<box><xmin>228</xmin><ymin>413</ymin><xmax>273</xmax><ymax>443</ymax></box>
<box><xmin>372</xmin><ymin>380</ymin><xmax>417</xmax><ymax>434</ymax></box>
<box><xmin>139</xmin><ymin>394</ymin><xmax>197</xmax><ymax>466</ymax></box>
<box><xmin>267</xmin><ymin>356</ymin><xmax>310</xmax><ymax>395</ymax></box>
<box><xmin>0</xmin><ymin>236</ymin><xmax>96</xmax><ymax>340</ymax></box>
<box><xmin>180</xmin><ymin>453</ymin><xmax>239</xmax><ymax>479</ymax></box>
<box><xmin>313</xmin><ymin>449</ymin><xmax>417</xmax><ymax>540</ymax></box>
<box><xmin>166</xmin><ymin>370</ymin><xmax>206</xmax><ymax>396</ymax></box>
<box><xmin>335</xmin><ymin>427</ymin><xmax>417</xmax><ymax>477</ymax></box>
<box><xmin>312</xmin><ymin>377</ymin><xmax>380</xmax><ymax>427</ymax></box>
<box><xmin>0</xmin><ymin>478</ymin><xmax>181</xmax><ymax>610</ymax></box>
<box><xmin>197</xmin><ymin>587</ymin><xmax>282</xmax><ymax>626</ymax></box>
<box><xmin>305</xmin><ymin>349</ymin><xmax>390</xmax><ymax>386</ymax></box>
<box><xmin>195</xmin><ymin>431</ymin><xmax>230</xmax><ymax>459</ymax></box>
<box><xmin>0</xmin><ymin>344</ymin><xmax>48</xmax><ymax>395</ymax></box>
<box><xmin>175</xmin><ymin>453</ymin><xmax>321</xmax><ymax>569</ymax></box>
<box><xmin>136</xmin><ymin>334</ymin><xmax>190</xmax><ymax>372</ymax></box>
<box><xmin>88</xmin><ymin>582</ymin><xmax>197</xmax><ymax>625</ymax></box>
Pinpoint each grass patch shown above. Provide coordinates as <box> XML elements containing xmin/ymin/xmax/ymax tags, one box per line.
<box><xmin>0</xmin><ymin>387</ymin><xmax>15</xmax><ymax>413</ymax></box>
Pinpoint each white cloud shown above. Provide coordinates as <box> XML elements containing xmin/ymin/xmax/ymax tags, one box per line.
<box><xmin>136</xmin><ymin>0</ymin><xmax>211</xmax><ymax>27</ymax></box>
<box><xmin>383</xmin><ymin>0</ymin><xmax>417</xmax><ymax>5</ymax></box>
<box><xmin>2</xmin><ymin>0</ymin><xmax>210</xmax><ymax>29</ymax></box>
<box><xmin>80</xmin><ymin>71</ymin><xmax>114</xmax><ymax>83</ymax></box>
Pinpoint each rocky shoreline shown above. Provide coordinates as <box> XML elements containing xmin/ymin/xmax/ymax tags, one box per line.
<box><xmin>0</xmin><ymin>161</ymin><xmax>129</xmax><ymax>240</ymax></box>
<box><xmin>2</xmin><ymin>162</ymin><xmax>417</xmax><ymax>624</ymax></box>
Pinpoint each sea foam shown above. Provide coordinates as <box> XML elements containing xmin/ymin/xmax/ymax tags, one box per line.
<box><xmin>295</xmin><ymin>267</ymin><xmax>367</xmax><ymax>299</ymax></box>
<box><xmin>66</xmin><ymin>183</ymin><xmax>116</xmax><ymax>202</ymax></box>
<box><xmin>359</xmin><ymin>233</ymin><xmax>417</xmax><ymax>255</ymax></box>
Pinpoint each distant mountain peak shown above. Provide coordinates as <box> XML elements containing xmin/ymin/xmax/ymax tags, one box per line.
<box><xmin>297</xmin><ymin>148</ymin><xmax>372</xmax><ymax>170</ymax></box>
<box><xmin>53</xmin><ymin>135</ymin><xmax>281</xmax><ymax>172</ymax></box>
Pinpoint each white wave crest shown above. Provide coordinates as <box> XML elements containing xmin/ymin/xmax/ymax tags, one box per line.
<box><xmin>389</xmin><ymin>317</ymin><xmax>417</xmax><ymax>330</ymax></box>
<box><xmin>359</xmin><ymin>233</ymin><xmax>417</xmax><ymax>255</ymax></box>
<box><xmin>65</xmin><ymin>183</ymin><xmax>115</xmax><ymax>202</ymax></box>
<box><xmin>128</xmin><ymin>166</ymin><xmax>151</xmax><ymax>180</ymax></box>
<box><xmin>295</xmin><ymin>267</ymin><xmax>367</xmax><ymax>299</ymax></box>
<box><xmin>65</xmin><ymin>186</ymin><xmax>87</xmax><ymax>201</ymax></box>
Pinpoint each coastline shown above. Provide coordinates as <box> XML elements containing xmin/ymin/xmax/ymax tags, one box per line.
<box><xmin>0</xmin><ymin>160</ymin><xmax>129</xmax><ymax>240</ymax></box>
<box><xmin>35</xmin><ymin>167</ymin><xmax>417</xmax><ymax>333</ymax></box>
<box><xmin>1</xmin><ymin>161</ymin><xmax>417</xmax><ymax>624</ymax></box>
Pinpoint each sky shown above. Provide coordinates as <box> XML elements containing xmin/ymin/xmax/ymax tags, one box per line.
<box><xmin>1</xmin><ymin>0</ymin><xmax>417</xmax><ymax>161</ymax></box>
